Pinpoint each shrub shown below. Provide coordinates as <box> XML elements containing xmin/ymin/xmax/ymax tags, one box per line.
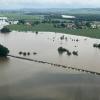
<box><xmin>72</xmin><ymin>51</ymin><xmax>78</xmax><ymax>56</ymax></box>
<box><xmin>1</xmin><ymin>27</ymin><xmax>11</xmax><ymax>33</ymax></box>
<box><xmin>0</xmin><ymin>44</ymin><xmax>9</xmax><ymax>57</ymax></box>
<box><xmin>93</xmin><ymin>43</ymin><xmax>100</xmax><ymax>48</ymax></box>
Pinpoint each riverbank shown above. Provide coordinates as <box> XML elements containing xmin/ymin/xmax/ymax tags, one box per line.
<box><xmin>6</xmin><ymin>23</ymin><xmax>100</xmax><ymax>39</ymax></box>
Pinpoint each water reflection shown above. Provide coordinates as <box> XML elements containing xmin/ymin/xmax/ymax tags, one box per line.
<box><xmin>57</xmin><ymin>47</ymin><xmax>66</xmax><ymax>55</ymax></box>
<box><xmin>0</xmin><ymin>57</ymin><xmax>9</xmax><ymax>64</ymax></box>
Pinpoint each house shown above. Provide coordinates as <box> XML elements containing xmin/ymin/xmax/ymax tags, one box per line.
<box><xmin>93</xmin><ymin>21</ymin><xmax>100</xmax><ymax>29</ymax></box>
<box><xmin>66</xmin><ymin>23</ymin><xmax>76</xmax><ymax>29</ymax></box>
<box><xmin>0</xmin><ymin>17</ymin><xmax>7</xmax><ymax>21</ymax></box>
<box><xmin>90</xmin><ymin>24</ymin><xmax>97</xmax><ymax>29</ymax></box>
<box><xmin>0</xmin><ymin>17</ymin><xmax>9</xmax><ymax>29</ymax></box>
<box><xmin>0</xmin><ymin>17</ymin><xmax>9</xmax><ymax>25</ymax></box>
<box><xmin>26</xmin><ymin>22</ymin><xmax>31</xmax><ymax>26</ymax></box>
<box><xmin>9</xmin><ymin>21</ymin><xmax>19</xmax><ymax>25</ymax></box>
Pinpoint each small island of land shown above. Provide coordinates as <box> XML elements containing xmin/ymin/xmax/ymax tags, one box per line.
<box><xmin>0</xmin><ymin>44</ymin><xmax>9</xmax><ymax>57</ymax></box>
<box><xmin>1</xmin><ymin>27</ymin><xmax>11</xmax><ymax>33</ymax></box>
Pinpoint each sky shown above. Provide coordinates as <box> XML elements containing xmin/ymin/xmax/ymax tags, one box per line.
<box><xmin>0</xmin><ymin>0</ymin><xmax>100</xmax><ymax>9</ymax></box>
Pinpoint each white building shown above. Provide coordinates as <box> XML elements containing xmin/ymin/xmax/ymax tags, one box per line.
<box><xmin>9</xmin><ymin>21</ymin><xmax>18</xmax><ymax>25</ymax></box>
<box><xmin>90</xmin><ymin>24</ymin><xmax>97</xmax><ymax>29</ymax></box>
<box><xmin>0</xmin><ymin>17</ymin><xmax>9</xmax><ymax>29</ymax></box>
<box><xmin>0</xmin><ymin>17</ymin><xmax>9</xmax><ymax>25</ymax></box>
<box><xmin>0</xmin><ymin>17</ymin><xmax>8</xmax><ymax>22</ymax></box>
<box><xmin>62</xmin><ymin>15</ymin><xmax>76</xmax><ymax>19</ymax></box>
<box><xmin>0</xmin><ymin>17</ymin><xmax>7</xmax><ymax>20</ymax></box>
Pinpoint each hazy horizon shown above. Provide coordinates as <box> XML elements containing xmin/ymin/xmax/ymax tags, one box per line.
<box><xmin>0</xmin><ymin>0</ymin><xmax>100</xmax><ymax>9</ymax></box>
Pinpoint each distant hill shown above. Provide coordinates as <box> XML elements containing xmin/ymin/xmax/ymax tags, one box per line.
<box><xmin>20</xmin><ymin>8</ymin><xmax>100</xmax><ymax>14</ymax></box>
<box><xmin>0</xmin><ymin>8</ymin><xmax>100</xmax><ymax>15</ymax></box>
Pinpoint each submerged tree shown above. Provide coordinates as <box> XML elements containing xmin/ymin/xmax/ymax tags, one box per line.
<box><xmin>1</xmin><ymin>27</ymin><xmax>11</xmax><ymax>33</ymax></box>
<box><xmin>0</xmin><ymin>44</ymin><xmax>9</xmax><ymax>57</ymax></box>
<box><xmin>93</xmin><ymin>43</ymin><xmax>100</xmax><ymax>48</ymax></box>
<box><xmin>18</xmin><ymin>20</ymin><xmax>25</xmax><ymax>24</ymax></box>
<box><xmin>86</xmin><ymin>22</ymin><xmax>91</xmax><ymax>28</ymax></box>
<box><xmin>72</xmin><ymin>51</ymin><xmax>78</xmax><ymax>56</ymax></box>
<box><xmin>58</xmin><ymin>47</ymin><xmax>67</xmax><ymax>55</ymax></box>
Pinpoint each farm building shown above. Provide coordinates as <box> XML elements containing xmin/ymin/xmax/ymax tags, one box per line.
<box><xmin>62</xmin><ymin>15</ymin><xmax>76</xmax><ymax>19</ymax></box>
<box><xmin>0</xmin><ymin>17</ymin><xmax>9</xmax><ymax>25</ymax></box>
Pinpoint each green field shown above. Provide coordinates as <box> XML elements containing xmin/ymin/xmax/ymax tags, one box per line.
<box><xmin>0</xmin><ymin>13</ymin><xmax>41</xmax><ymax>21</ymax></box>
<box><xmin>3</xmin><ymin>12</ymin><xmax>100</xmax><ymax>39</ymax></box>
<box><xmin>7</xmin><ymin>23</ymin><xmax>100</xmax><ymax>39</ymax></box>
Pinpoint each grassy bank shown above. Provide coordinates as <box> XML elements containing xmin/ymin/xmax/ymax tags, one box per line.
<box><xmin>0</xmin><ymin>13</ymin><xmax>41</xmax><ymax>21</ymax></box>
<box><xmin>7</xmin><ymin>23</ymin><xmax>100</xmax><ymax>39</ymax></box>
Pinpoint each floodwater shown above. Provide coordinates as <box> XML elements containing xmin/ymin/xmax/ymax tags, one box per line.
<box><xmin>0</xmin><ymin>31</ymin><xmax>100</xmax><ymax>100</ymax></box>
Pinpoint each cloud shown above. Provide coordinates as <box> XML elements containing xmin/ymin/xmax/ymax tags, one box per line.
<box><xmin>0</xmin><ymin>0</ymin><xmax>100</xmax><ymax>9</ymax></box>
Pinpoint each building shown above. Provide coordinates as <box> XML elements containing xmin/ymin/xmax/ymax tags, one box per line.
<box><xmin>66</xmin><ymin>23</ymin><xmax>76</xmax><ymax>29</ymax></box>
<box><xmin>0</xmin><ymin>17</ymin><xmax>9</xmax><ymax>25</ymax></box>
<box><xmin>0</xmin><ymin>17</ymin><xmax>7</xmax><ymax>21</ymax></box>
<box><xmin>93</xmin><ymin>21</ymin><xmax>100</xmax><ymax>29</ymax></box>
<box><xmin>62</xmin><ymin>15</ymin><xmax>76</xmax><ymax>19</ymax></box>
<box><xmin>90</xmin><ymin>24</ymin><xmax>97</xmax><ymax>29</ymax></box>
<box><xmin>0</xmin><ymin>17</ymin><xmax>8</xmax><ymax>23</ymax></box>
<box><xmin>9</xmin><ymin>21</ymin><xmax>19</xmax><ymax>25</ymax></box>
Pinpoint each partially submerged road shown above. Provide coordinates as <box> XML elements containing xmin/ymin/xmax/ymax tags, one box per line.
<box><xmin>8</xmin><ymin>55</ymin><xmax>100</xmax><ymax>76</ymax></box>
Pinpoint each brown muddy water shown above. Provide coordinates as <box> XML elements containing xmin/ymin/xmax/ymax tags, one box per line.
<box><xmin>0</xmin><ymin>31</ymin><xmax>100</xmax><ymax>100</ymax></box>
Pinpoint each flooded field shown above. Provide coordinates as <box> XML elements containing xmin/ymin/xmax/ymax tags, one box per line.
<box><xmin>0</xmin><ymin>31</ymin><xmax>100</xmax><ymax>100</ymax></box>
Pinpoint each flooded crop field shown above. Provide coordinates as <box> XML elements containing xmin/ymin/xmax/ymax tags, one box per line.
<box><xmin>0</xmin><ymin>31</ymin><xmax>100</xmax><ymax>100</ymax></box>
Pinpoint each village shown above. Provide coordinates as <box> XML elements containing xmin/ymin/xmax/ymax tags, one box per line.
<box><xmin>0</xmin><ymin>14</ymin><xmax>100</xmax><ymax>32</ymax></box>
